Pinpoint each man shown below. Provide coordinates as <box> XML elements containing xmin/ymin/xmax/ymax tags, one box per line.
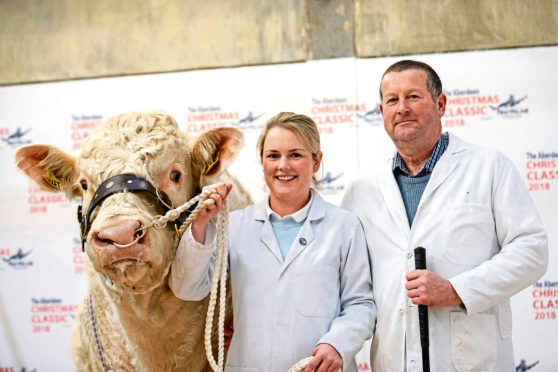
<box><xmin>342</xmin><ymin>60</ymin><xmax>548</xmax><ymax>371</ymax></box>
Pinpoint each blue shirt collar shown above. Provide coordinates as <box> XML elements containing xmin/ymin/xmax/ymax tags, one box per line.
<box><xmin>393</xmin><ymin>132</ymin><xmax>449</xmax><ymax>177</ymax></box>
<box><xmin>266</xmin><ymin>189</ymin><xmax>314</xmax><ymax>223</ymax></box>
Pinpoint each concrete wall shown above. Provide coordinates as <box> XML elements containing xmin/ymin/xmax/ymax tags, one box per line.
<box><xmin>1</xmin><ymin>0</ymin><xmax>557</xmax><ymax>85</ymax></box>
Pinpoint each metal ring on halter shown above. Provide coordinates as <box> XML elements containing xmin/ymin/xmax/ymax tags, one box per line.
<box><xmin>156</xmin><ymin>189</ymin><xmax>174</xmax><ymax>210</ymax></box>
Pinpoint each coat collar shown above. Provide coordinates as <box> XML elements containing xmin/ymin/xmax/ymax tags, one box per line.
<box><xmin>254</xmin><ymin>191</ymin><xmax>326</xmax><ymax>270</ymax></box>
<box><xmin>420</xmin><ymin>133</ymin><xmax>466</xmax><ymax>205</ymax></box>
<box><xmin>253</xmin><ymin>189</ymin><xmax>326</xmax><ymax>222</ymax></box>
<box><xmin>379</xmin><ymin>133</ymin><xmax>468</xmax><ymax>236</ymax></box>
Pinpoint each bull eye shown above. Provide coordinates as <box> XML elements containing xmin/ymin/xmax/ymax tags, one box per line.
<box><xmin>170</xmin><ymin>170</ymin><xmax>181</xmax><ymax>183</ymax></box>
<box><xmin>80</xmin><ymin>180</ymin><xmax>88</xmax><ymax>191</ymax></box>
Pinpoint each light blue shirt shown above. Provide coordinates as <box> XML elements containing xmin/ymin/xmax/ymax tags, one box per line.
<box><xmin>266</xmin><ymin>191</ymin><xmax>313</xmax><ymax>260</ymax></box>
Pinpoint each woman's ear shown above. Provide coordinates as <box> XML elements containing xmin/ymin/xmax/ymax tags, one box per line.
<box><xmin>313</xmin><ymin>151</ymin><xmax>323</xmax><ymax>172</ymax></box>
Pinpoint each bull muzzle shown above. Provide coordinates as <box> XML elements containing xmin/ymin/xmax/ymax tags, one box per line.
<box><xmin>77</xmin><ymin>173</ymin><xmax>196</xmax><ymax>252</ymax></box>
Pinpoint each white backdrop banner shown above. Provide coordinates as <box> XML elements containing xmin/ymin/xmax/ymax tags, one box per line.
<box><xmin>0</xmin><ymin>46</ymin><xmax>556</xmax><ymax>371</ymax></box>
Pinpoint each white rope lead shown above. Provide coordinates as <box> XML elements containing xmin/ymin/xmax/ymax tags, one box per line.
<box><xmin>139</xmin><ymin>188</ymin><xmax>217</xmax><ymax>237</ymax></box>
<box><xmin>204</xmin><ymin>201</ymin><xmax>229</xmax><ymax>372</ymax></box>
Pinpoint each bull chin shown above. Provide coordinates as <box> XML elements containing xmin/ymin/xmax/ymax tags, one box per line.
<box><xmin>102</xmin><ymin>259</ymin><xmax>162</xmax><ymax>294</ymax></box>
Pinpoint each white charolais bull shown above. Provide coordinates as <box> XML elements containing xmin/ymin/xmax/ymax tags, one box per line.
<box><xmin>15</xmin><ymin>111</ymin><xmax>251</xmax><ymax>371</ymax></box>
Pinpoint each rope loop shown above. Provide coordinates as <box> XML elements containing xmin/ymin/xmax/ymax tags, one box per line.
<box><xmin>152</xmin><ymin>215</ymin><xmax>167</xmax><ymax>230</ymax></box>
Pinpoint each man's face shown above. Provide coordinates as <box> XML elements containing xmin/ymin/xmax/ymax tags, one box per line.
<box><xmin>380</xmin><ymin>69</ymin><xmax>446</xmax><ymax>148</ymax></box>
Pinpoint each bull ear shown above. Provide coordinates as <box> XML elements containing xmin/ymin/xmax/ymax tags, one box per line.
<box><xmin>191</xmin><ymin>126</ymin><xmax>244</xmax><ymax>177</ymax></box>
<box><xmin>15</xmin><ymin>144</ymin><xmax>80</xmax><ymax>198</ymax></box>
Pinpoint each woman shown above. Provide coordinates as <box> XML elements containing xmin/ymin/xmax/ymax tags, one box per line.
<box><xmin>170</xmin><ymin>112</ymin><xmax>375</xmax><ymax>372</ymax></box>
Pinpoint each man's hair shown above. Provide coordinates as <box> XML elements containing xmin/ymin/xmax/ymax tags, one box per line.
<box><xmin>379</xmin><ymin>60</ymin><xmax>443</xmax><ymax>102</ymax></box>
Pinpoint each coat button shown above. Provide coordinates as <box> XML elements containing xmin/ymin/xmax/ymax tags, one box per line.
<box><xmin>299</xmin><ymin>238</ymin><xmax>307</xmax><ymax>246</ymax></box>
<box><xmin>407</xmin><ymin>252</ymin><xmax>413</xmax><ymax>259</ymax></box>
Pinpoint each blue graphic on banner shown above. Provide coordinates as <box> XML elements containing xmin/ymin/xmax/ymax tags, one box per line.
<box><xmin>1</xmin><ymin>127</ymin><xmax>31</xmax><ymax>148</ymax></box>
<box><xmin>318</xmin><ymin>172</ymin><xmax>345</xmax><ymax>194</ymax></box>
<box><xmin>490</xmin><ymin>94</ymin><xmax>529</xmax><ymax>117</ymax></box>
<box><xmin>357</xmin><ymin>104</ymin><xmax>382</xmax><ymax>125</ymax></box>
<box><xmin>1</xmin><ymin>248</ymin><xmax>33</xmax><ymax>269</ymax></box>
<box><xmin>516</xmin><ymin>359</ymin><xmax>540</xmax><ymax>371</ymax></box>
<box><xmin>230</xmin><ymin>111</ymin><xmax>264</xmax><ymax>131</ymax></box>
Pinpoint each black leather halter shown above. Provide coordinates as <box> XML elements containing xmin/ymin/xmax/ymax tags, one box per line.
<box><xmin>77</xmin><ymin>174</ymin><xmax>196</xmax><ymax>252</ymax></box>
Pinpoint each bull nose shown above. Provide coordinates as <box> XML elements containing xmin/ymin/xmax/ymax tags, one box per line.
<box><xmin>93</xmin><ymin>220</ymin><xmax>143</xmax><ymax>248</ymax></box>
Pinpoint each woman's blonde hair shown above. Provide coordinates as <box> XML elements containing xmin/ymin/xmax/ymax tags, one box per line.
<box><xmin>256</xmin><ymin>112</ymin><xmax>322</xmax><ymax>185</ymax></box>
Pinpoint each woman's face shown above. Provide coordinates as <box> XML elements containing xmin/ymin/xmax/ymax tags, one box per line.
<box><xmin>262</xmin><ymin>126</ymin><xmax>321</xmax><ymax>211</ymax></box>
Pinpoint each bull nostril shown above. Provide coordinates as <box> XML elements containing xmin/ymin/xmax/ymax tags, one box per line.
<box><xmin>93</xmin><ymin>233</ymin><xmax>114</xmax><ymax>247</ymax></box>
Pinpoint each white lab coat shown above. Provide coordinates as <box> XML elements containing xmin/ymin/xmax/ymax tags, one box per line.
<box><xmin>342</xmin><ymin>133</ymin><xmax>548</xmax><ymax>372</ymax></box>
<box><xmin>170</xmin><ymin>192</ymin><xmax>375</xmax><ymax>372</ymax></box>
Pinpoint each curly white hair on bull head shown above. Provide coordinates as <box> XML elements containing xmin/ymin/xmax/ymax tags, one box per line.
<box><xmin>15</xmin><ymin>110</ymin><xmax>252</xmax><ymax>371</ymax></box>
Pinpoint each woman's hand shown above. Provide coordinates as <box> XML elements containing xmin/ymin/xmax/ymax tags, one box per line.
<box><xmin>191</xmin><ymin>183</ymin><xmax>232</xmax><ymax>244</ymax></box>
<box><xmin>224</xmin><ymin>318</ymin><xmax>234</xmax><ymax>351</ymax></box>
<box><xmin>302</xmin><ymin>343</ymin><xmax>342</xmax><ymax>372</ymax></box>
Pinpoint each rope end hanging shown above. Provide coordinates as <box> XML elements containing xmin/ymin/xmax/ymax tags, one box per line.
<box><xmin>204</xmin><ymin>200</ymin><xmax>229</xmax><ymax>372</ymax></box>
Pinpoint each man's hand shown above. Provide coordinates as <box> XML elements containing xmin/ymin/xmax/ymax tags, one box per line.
<box><xmin>406</xmin><ymin>270</ymin><xmax>463</xmax><ymax>308</ymax></box>
<box><xmin>302</xmin><ymin>343</ymin><xmax>342</xmax><ymax>372</ymax></box>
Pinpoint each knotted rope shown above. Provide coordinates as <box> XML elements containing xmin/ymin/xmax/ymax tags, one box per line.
<box><xmin>137</xmin><ymin>187</ymin><xmax>217</xmax><ymax>240</ymax></box>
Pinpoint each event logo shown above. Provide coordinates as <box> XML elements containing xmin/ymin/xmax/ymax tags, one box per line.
<box><xmin>525</xmin><ymin>151</ymin><xmax>558</xmax><ymax>192</ymax></box>
<box><xmin>531</xmin><ymin>279</ymin><xmax>558</xmax><ymax>320</ymax></box>
<box><xmin>0</xmin><ymin>127</ymin><xmax>31</xmax><ymax>148</ymax></box>
<box><xmin>71</xmin><ymin>114</ymin><xmax>103</xmax><ymax>152</ymax></box>
<box><xmin>185</xmin><ymin>106</ymin><xmax>261</xmax><ymax>136</ymax></box>
<box><xmin>443</xmin><ymin>88</ymin><xmax>499</xmax><ymax>128</ymax></box>
<box><xmin>490</xmin><ymin>94</ymin><xmax>529</xmax><ymax>117</ymax></box>
<box><xmin>318</xmin><ymin>171</ymin><xmax>345</xmax><ymax>194</ymax></box>
<box><xmin>356</xmin><ymin>104</ymin><xmax>382</xmax><ymax>126</ymax></box>
<box><xmin>1</xmin><ymin>248</ymin><xmax>33</xmax><ymax>269</ymax></box>
<box><xmin>516</xmin><ymin>359</ymin><xmax>540</xmax><ymax>371</ymax></box>
<box><xmin>311</xmin><ymin>98</ymin><xmax>366</xmax><ymax>134</ymax></box>
<box><xmin>230</xmin><ymin>111</ymin><xmax>264</xmax><ymax>132</ymax></box>
<box><xmin>30</xmin><ymin>297</ymin><xmax>79</xmax><ymax>333</ymax></box>
<box><xmin>27</xmin><ymin>185</ymin><xmax>68</xmax><ymax>214</ymax></box>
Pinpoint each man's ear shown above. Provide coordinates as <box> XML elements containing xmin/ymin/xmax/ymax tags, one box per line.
<box><xmin>191</xmin><ymin>127</ymin><xmax>244</xmax><ymax>177</ymax></box>
<box><xmin>436</xmin><ymin>92</ymin><xmax>447</xmax><ymax>116</ymax></box>
<box><xmin>15</xmin><ymin>144</ymin><xmax>80</xmax><ymax>198</ymax></box>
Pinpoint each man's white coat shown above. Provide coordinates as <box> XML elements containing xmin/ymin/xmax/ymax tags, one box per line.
<box><xmin>342</xmin><ymin>133</ymin><xmax>548</xmax><ymax>372</ymax></box>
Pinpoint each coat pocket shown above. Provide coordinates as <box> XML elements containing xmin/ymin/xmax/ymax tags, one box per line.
<box><xmin>450</xmin><ymin>312</ymin><xmax>497</xmax><ymax>372</ymax></box>
<box><xmin>443</xmin><ymin>202</ymin><xmax>496</xmax><ymax>265</ymax></box>
<box><xmin>294</xmin><ymin>265</ymin><xmax>339</xmax><ymax>318</ymax></box>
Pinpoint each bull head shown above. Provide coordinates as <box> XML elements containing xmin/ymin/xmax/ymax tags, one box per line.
<box><xmin>15</xmin><ymin>111</ymin><xmax>244</xmax><ymax>295</ymax></box>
